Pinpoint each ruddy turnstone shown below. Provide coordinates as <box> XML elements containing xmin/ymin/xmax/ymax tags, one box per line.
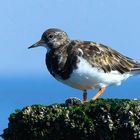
<box><xmin>29</xmin><ymin>28</ymin><xmax>140</xmax><ymax>102</ymax></box>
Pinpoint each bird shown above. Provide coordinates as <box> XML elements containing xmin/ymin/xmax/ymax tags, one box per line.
<box><xmin>29</xmin><ymin>28</ymin><xmax>140</xmax><ymax>102</ymax></box>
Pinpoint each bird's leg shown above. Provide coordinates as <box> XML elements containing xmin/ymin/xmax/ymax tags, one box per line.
<box><xmin>83</xmin><ymin>90</ymin><xmax>88</xmax><ymax>102</ymax></box>
<box><xmin>92</xmin><ymin>87</ymin><xmax>106</xmax><ymax>101</ymax></box>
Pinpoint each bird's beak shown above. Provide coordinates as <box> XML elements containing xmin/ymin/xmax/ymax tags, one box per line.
<box><xmin>28</xmin><ymin>40</ymin><xmax>46</xmax><ymax>49</ymax></box>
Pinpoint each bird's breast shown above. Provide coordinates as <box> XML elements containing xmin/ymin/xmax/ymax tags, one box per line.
<box><xmin>45</xmin><ymin>49</ymin><xmax>78</xmax><ymax>80</ymax></box>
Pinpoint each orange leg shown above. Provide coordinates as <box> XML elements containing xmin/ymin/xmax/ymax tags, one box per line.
<box><xmin>92</xmin><ymin>87</ymin><xmax>106</xmax><ymax>101</ymax></box>
<box><xmin>83</xmin><ymin>90</ymin><xmax>88</xmax><ymax>102</ymax></box>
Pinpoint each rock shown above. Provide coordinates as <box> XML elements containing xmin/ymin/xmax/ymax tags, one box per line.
<box><xmin>65</xmin><ymin>97</ymin><xmax>82</xmax><ymax>106</ymax></box>
<box><xmin>1</xmin><ymin>98</ymin><xmax>140</xmax><ymax>140</ymax></box>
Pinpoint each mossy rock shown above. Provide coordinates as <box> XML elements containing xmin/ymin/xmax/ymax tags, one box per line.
<box><xmin>1</xmin><ymin>98</ymin><xmax>140</xmax><ymax>140</ymax></box>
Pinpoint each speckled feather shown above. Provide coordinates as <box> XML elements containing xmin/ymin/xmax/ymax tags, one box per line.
<box><xmin>74</xmin><ymin>41</ymin><xmax>140</xmax><ymax>73</ymax></box>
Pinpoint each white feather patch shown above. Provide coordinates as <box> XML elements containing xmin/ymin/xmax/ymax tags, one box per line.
<box><xmin>57</xmin><ymin>57</ymin><xmax>132</xmax><ymax>90</ymax></box>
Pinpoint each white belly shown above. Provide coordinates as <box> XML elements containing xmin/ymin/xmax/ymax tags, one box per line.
<box><xmin>56</xmin><ymin>57</ymin><xmax>132</xmax><ymax>90</ymax></box>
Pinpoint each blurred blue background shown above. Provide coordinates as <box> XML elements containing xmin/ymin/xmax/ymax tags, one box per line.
<box><xmin>0</xmin><ymin>0</ymin><xmax>140</xmax><ymax>137</ymax></box>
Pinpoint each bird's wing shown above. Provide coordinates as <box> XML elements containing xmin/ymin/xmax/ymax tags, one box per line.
<box><xmin>75</xmin><ymin>41</ymin><xmax>140</xmax><ymax>74</ymax></box>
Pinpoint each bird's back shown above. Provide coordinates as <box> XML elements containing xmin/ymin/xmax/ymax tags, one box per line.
<box><xmin>73</xmin><ymin>40</ymin><xmax>140</xmax><ymax>74</ymax></box>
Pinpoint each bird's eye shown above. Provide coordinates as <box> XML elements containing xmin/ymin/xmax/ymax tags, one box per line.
<box><xmin>48</xmin><ymin>35</ymin><xmax>53</xmax><ymax>38</ymax></box>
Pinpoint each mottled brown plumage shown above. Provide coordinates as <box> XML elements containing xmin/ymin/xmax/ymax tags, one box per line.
<box><xmin>69</xmin><ymin>41</ymin><xmax>140</xmax><ymax>74</ymax></box>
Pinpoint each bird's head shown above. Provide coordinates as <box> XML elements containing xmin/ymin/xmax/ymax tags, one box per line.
<box><xmin>29</xmin><ymin>28</ymin><xmax>70</xmax><ymax>50</ymax></box>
